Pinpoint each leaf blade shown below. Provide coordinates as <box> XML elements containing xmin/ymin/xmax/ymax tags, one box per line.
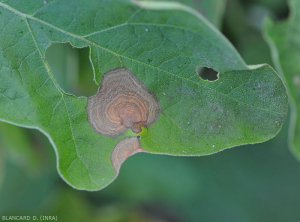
<box><xmin>0</xmin><ymin>0</ymin><xmax>288</xmax><ymax>190</ymax></box>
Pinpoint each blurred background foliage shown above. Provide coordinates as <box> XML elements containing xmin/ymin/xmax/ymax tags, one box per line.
<box><xmin>1</xmin><ymin>0</ymin><xmax>300</xmax><ymax>221</ymax></box>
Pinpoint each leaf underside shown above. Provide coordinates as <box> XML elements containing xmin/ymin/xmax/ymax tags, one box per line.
<box><xmin>0</xmin><ymin>0</ymin><xmax>288</xmax><ymax>190</ymax></box>
<box><xmin>264</xmin><ymin>0</ymin><xmax>300</xmax><ymax>160</ymax></box>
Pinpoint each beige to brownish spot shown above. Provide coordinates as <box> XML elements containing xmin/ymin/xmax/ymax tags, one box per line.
<box><xmin>87</xmin><ymin>68</ymin><xmax>161</xmax><ymax>138</ymax></box>
<box><xmin>86</xmin><ymin>68</ymin><xmax>161</xmax><ymax>174</ymax></box>
<box><xmin>111</xmin><ymin>137</ymin><xmax>146</xmax><ymax>175</ymax></box>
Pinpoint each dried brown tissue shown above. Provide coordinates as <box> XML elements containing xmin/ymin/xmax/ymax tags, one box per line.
<box><xmin>86</xmin><ymin>68</ymin><xmax>161</xmax><ymax>175</ymax></box>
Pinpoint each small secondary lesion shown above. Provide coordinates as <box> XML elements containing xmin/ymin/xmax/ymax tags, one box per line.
<box><xmin>111</xmin><ymin>137</ymin><xmax>146</xmax><ymax>175</ymax></box>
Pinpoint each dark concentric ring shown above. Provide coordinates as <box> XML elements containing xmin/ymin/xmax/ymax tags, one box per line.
<box><xmin>86</xmin><ymin>68</ymin><xmax>161</xmax><ymax>138</ymax></box>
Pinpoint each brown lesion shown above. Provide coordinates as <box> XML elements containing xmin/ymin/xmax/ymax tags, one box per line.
<box><xmin>111</xmin><ymin>137</ymin><xmax>146</xmax><ymax>175</ymax></box>
<box><xmin>87</xmin><ymin>68</ymin><xmax>161</xmax><ymax>138</ymax></box>
<box><xmin>86</xmin><ymin>68</ymin><xmax>161</xmax><ymax>174</ymax></box>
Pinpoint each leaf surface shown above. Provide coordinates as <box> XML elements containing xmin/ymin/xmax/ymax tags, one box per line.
<box><xmin>0</xmin><ymin>0</ymin><xmax>288</xmax><ymax>190</ymax></box>
<box><xmin>264</xmin><ymin>0</ymin><xmax>300</xmax><ymax>159</ymax></box>
<box><xmin>139</xmin><ymin>0</ymin><xmax>226</xmax><ymax>28</ymax></box>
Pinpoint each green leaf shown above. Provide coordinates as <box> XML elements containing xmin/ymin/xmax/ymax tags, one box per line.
<box><xmin>138</xmin><ymin>0</ymin><xmax>226</xmax><ymax>29</ymax></box>
<box><xmin>0</xmin><ymin>0</ymin><xmax>288</xmax><ymax>190</ymax></box>
<box><xmin>264</xmin><ymin>0</ymin><xmax>300</xmax><ymax>160</ymax></box>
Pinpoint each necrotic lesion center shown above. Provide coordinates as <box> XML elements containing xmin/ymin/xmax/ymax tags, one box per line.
<box><xmin>86</xmin><ymin>67</ymin><xmax>161</xmax><ymax>138</ymax></box>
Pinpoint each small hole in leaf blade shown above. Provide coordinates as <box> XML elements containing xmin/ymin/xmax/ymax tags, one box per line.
<box><xmin>196</xmin><ymin>67</ymin><xmax>219</xmax><ymax>81</ymax></box>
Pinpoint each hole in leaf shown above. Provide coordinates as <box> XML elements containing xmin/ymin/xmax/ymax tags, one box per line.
<box><xmin>46</xmin><ymin>43</ymin><xmax>97</xmax><ymax>97</ymax></box>
<box><xmin>196</xmin><ymin>67</ymin><xmax>219</xmax><ymax>81</ymax></box>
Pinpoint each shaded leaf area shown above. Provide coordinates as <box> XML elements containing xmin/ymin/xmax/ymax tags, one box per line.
<box><xmin>0</xmin><ymin>0</ymin><xmax>288</xmax><ymax>190</ymax></box>
<box><xmin>141</xmin><ymin>65</ymin><xmax>287</xmax><ymax>155</ymax></box>
<box><xmin>264</xmin><ymin>0</ymin><xmax>300</xmax><ymax>159</ymax></box>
